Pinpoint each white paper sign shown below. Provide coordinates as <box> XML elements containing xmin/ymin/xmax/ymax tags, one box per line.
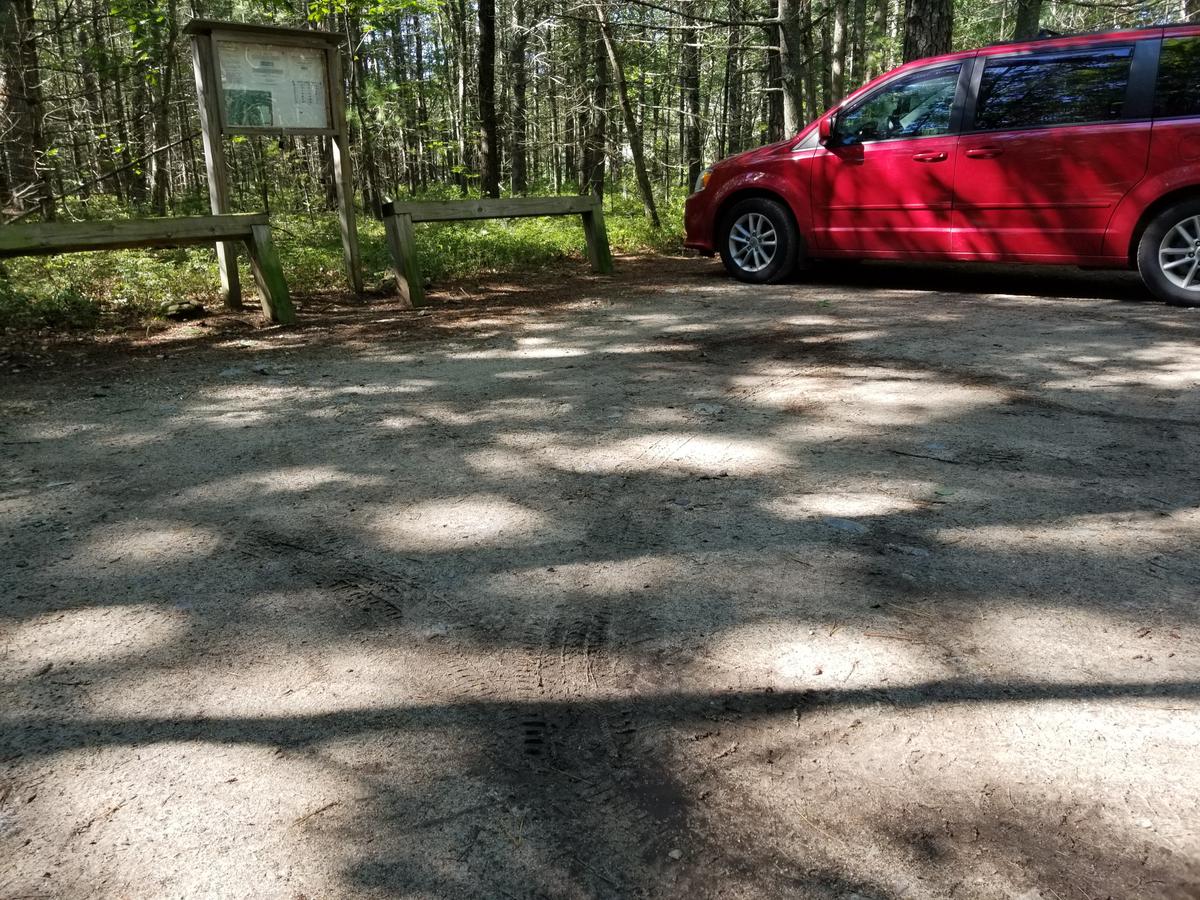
<box><xmin>217</xmin><ymin>40</ymin><xmax>330</xmax><ymax>130</ymax></box>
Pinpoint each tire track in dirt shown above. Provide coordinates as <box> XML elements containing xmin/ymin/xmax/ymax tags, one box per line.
<box><xmin>232</xmin><ymin>527</ymin><xmax>517</xmax><ymax>740</ymax></box>
<box><xmin>229</xmin><ymin>529</ymin><xmax>470</xmax><ymax>632</ymax></box>
<box><xmin>221</xmin><ymin>489</ymin><xmax>681</xmax><ymax>891</ymax></box>
<box><xmin>498</xmin><ymin>572</ymin><xmax>680</xmax><ymax>894</ymax></box>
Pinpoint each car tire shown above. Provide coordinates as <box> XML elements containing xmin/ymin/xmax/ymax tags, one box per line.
<box><xmin>718</xmin><ymin>198</ymin><xmax>800</xmax><ymax>284</ymax></box>
<box><xmin>1137</xmin><ymin>198</ymin><xmax>1200</xmax><ymax>307</ymax></box>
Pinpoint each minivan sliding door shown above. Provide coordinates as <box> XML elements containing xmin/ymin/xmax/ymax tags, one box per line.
<box><xmin>952</xmin><ymin>40</ymin><xmax>1156</xmax><ymax>262</ymax></box>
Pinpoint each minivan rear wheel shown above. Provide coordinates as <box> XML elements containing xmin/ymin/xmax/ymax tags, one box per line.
<box><xmin>1137</xmin><ymin>199</ymin><xmax>1200</xmax><ymax>307</ymax></box>
<box><xmin>718</xmin><ymin>198</ymin><xmax>799</xmax><ymax>284</ymax></box>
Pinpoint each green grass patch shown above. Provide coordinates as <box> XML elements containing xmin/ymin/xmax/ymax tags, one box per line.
<box><xmin>0</xmin><ymin>193</ymin><xmax>685</xmax><ymax>333</ymax></box>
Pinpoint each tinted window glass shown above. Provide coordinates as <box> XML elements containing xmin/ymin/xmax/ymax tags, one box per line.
<box><xmin>1156</xmin><ymin>37</ymin><xmax>1200</xmax><ymax>118</ymax></box>
<box><xmin>836</xmin><ymin>65</ymin><xmax>961</xmax><ymax>143</ymax></box>
<box><xmin>974</xmin><ymin>47</ymin><xmax>1132</xmax><ymax>131</ymax></box>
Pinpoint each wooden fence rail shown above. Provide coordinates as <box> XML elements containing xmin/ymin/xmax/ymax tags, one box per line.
<box><xmin>381</xmin><ymin>196</ymin><xmax>614</xmax><ymax>308</ymax></box>
<box><xmin>0</xmin><ymin>213</ymin><xmax>294</xmax><ymax>324</ymax></box>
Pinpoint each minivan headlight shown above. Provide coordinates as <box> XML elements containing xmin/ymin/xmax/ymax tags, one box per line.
<box><xmin>694</xmin><ymin>166</ymin><xmax>713</xmax><ymax>193</ymax></box>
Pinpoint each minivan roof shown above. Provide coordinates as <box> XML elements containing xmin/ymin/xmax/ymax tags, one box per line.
<box><xmin>992</xmin><ymin>23</ymin><xmax>1165</xmax><ymax>47</ymax></box>
<box><xmin>977</xmin><ymin>23</ymin><xmax>1172</xmax><ymax>56</ymax></box>
<box><xmin>913</xmin><ymin>21</ymin><xmax>1200</xmax><ymax>67</ymax></box>
<box><xmin>830</xmin><ymin>22</ymin><xmax>1200</xmax><ymax>117</ymax></box>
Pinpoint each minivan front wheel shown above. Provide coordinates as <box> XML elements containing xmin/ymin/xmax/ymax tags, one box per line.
<box><xmin>718</xmin><ymin>198</ymin><xmax>799</xmax><ymax>284</ymax></box>
<box><xmin>1138</xmin><ymin>199</ymin><xmax>1200</xmax><ymax>307</ymax></box>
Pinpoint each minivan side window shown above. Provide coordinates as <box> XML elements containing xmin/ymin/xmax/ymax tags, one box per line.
<box><xmin>1155</xmin><ymin>37</ymin><xmax>1200</xmax><ymax>118</ymax></box>
<box><xmin>835</xmin><ymin>64</ymin><xmax>962</xmax><ymax>143</ymax></box>
<box><xmin>973</xmin><ymin>47</ymin><xmax>1133</xmax><ymax>131</ymax></box>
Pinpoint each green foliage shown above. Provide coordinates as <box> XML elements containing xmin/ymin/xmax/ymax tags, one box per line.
<box><xmin>0</xmin><ymin>194</ymin><xmax>685</xmax><ymax>332</ymax></box>
<box><xmin>305</xmin><ymin>0</ymin><xmax>433</xmax><ymax>26</ymax></box>
<box><xmin>0</xmin><ymin>271</ymin><xmax>101</xmax><ymax>331</ymax></box>
<box><xmin>0</xmin><ymin>243</ymin><xmax>218</xmax><ymax>331</ymax></box>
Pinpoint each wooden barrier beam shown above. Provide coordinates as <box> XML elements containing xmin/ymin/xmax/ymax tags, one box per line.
<box><xmin>380</xmin><ymin>196</ymin><xmax>614</xmax><ymax>307</ymax></box>
<box><xmin>0</xmin><ymin>213</ymin><xmax>295</xmax><ymax>325</ymax></box>
<box><xmin>0</xmin><ymin>213</ymin><xmax>269</xmax><ymax>257</ymax></box>
<box><xmin>382</xmin><ymin>195</ymin><xmax>598</xmax><ymax>223</ymax></box>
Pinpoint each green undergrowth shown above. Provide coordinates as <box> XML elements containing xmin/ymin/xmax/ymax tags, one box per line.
<box><xmin>0</xmin><ymin>193</ymin><xmax>685</xmax><ymax>333</ymax></box>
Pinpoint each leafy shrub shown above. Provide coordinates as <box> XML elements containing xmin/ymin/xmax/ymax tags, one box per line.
<box><xmin>0</xmin><ymin>272</ymin><xmax>101</xmax><ymax>331</ymax></box>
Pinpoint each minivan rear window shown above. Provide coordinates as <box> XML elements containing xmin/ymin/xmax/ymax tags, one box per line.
<box><xmin>973</xmin><ymin>46</ymin><xmax>1133</xmax><ymax>131</ymax></box>
<box><xmin>1155</xmin><ymin>37</ymin><xmax>1200</xmax><ymax>118</ymax></box>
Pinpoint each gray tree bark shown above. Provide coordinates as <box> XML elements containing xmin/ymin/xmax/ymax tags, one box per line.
<box><xmin>509</xmin><ymin>0</ymin><xmax>528</xmax><ymax>193</ymax></box>
<box><xmin>902</xmin><ymin>0</ymin><xmax>953</xmax><ymax>62</ymax></box>
<box><xmin>478</xmin><ymin>0</ymin><xmax>500</xmax><ymax>197</ymax></box>
<box><xmin>681</xmin><ymin>9</ymin><xmax>702</xmax><ymax>186</ymax></box>
<box><xmin>777</xmin><ymin>0</ymin><xmax>805</xmax><ymax>134</ymax></box>
<box><xmin>1012</xmin><ymin>0</ymin><xmax>1042</xmax><ymax>40</ymax></box>
<box><xmin>0</xmin><ymin>0</ymin><xmax>54</xmax><ymax>218</ymax></box>
<box><xmin>850</xmin><ymin>0</ymin><xmax>867</xmax><ymax>88</ymax></box>
<box><xmin>832</xmin><ymin>0</ymin><xmax>847</xmax><ymax>101</ymax></box>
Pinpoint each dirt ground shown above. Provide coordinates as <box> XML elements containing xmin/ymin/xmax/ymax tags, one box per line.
<box><xmin>2</xmin><ymin>255</ymin><xmax>1198</xmax><ymax>899</ymax></box>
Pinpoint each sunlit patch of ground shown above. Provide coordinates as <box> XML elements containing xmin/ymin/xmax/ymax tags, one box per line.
<box><xmin>1</xmin><ymin>256</ymin><xmax>1198</xmax><ymax>899</ymax></box>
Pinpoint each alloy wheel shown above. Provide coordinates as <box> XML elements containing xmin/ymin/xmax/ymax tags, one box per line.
<box><xmin>1157</xmin><ymin>215</ymin><xmax>1200</xmax><ymax>292</ymax></box>
<box><xmin>729</xmin><ymin>212</ymin><xmax>778</xmax><ymax>273</ymax></box>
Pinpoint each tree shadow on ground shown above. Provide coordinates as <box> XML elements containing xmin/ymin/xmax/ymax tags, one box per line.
<box><xmin>1</xmin><ymin>256</ymin><xmax>1198</xmax><ymax>898</ymax></box>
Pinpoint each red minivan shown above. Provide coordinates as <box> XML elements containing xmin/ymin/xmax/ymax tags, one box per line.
<box><xmin>684</xmin><ymin>25</ymin><xmax>1200</xmax><ymax>306</ymax></box>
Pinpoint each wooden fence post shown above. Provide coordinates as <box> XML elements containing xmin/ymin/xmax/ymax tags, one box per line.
<box><xmin>582</xmin><ymin>200</ymin><xmax>614</xmax><ymax>274</ymax></box>
<box><xmin>190</xmin><ymin>33</ymin><xmax>242</xmax><ymax>309</ymax></box>
<box><xmin>245</xmin><ymin>224</ymin><xmax>296</xmax><ymax>324</ymax></box>
<box><xmin>326</xmin><ymin>46</ymin><xmax>364</xmax><ymax>297</ymax></box>
<box><xmin>385</xmin><ymin>212</ymin><xmax>425</xmax><ymax>308</ymax></box>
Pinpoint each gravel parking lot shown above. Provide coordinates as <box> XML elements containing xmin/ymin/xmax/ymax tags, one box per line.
<box><xmin>2</xmin><ymin>256</ymin><xmax>1198</xmax><ymax>899</ymax></box>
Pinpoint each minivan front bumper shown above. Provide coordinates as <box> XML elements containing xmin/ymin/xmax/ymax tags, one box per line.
<box><xmin>684</xmin><ymin>190</ymin><xmax>716</xmax><ymax>255</ymax></box>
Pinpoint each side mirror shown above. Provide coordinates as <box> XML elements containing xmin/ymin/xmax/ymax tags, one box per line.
<box><xmin>818</xmin><ymin>111</ymin><xmax>837</xmax><ymax>145</ymax></box>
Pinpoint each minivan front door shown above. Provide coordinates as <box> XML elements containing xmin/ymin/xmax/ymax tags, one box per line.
<box><xmin>953</xmin><ymin>43</ymin><xmax>1153</xmax><ymax>261</ymax></box>
<box><xmin>811</xmin><ymin>61</ymin><xmax>968</xmax><ymax>256</ymax></box>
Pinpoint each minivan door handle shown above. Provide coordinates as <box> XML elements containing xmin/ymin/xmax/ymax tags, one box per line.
<box><xmin>912</xmin><ymin>151</ymin><xmax>948</xmax><ymax>162</ymax></box>
<box><xmin>965</xmin><ymin>147</ymin><xmax>1003</xmax><ymax>159</ymax></box>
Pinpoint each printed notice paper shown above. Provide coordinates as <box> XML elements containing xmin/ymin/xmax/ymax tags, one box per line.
<box><xmin>217</xmin><ymin>40</ymin><xmax>330</xmax><ymax>130</ymax></box>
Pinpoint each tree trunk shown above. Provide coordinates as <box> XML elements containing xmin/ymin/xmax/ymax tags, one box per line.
<box><xmin>850</xmin><ymin>0</ymin><xmax>867</xmax><ymax>88</ymax></box>
<box><xmin>870</xmin><ymin>0</ymin><xmax>888</xmax><ymax>78</ymax></box>
<box><xmin>583</xmin><ymin>19</ymin><xmax>607</xmax><ymax>196</ymax></box>
<box><xmin>1012</xmin><ymin>0</ymin><xmax>1042</xmax><ymax>40</ymax></box>
<box><xmin>105</xmin><ymin>21</ymin><xmax>137</xmax><ymax>205</ymax></box>
<box><xmin>831</xmin><ymin>0</ymin><xmax>847</xmax><ymax>101</ymax></box>
<box><xmin>0</xmin><ymin>0</ymin><xmax>54</xmax><ymax>218</ymax></box>
<box><xmin>591</xmin><ymin>0</ymin><xmax>659</xmax><ymax>227</ymax></box>
<box><xmin>128</xmin><ymin>54</ymin><xmax>149</xmax><ymax>206</ymax></box>
<box><xmin>350</xmin><ymin>35</ymin><xmax>383</xmax><ymax>216</ymax></box>
<box><xmin>681</xmin><ymin>10</ymin><xmax>701</xmax><ymax>188</ymax></box>
<box><xmin>509</xmin><ymin>0</ymin><xmax>528</xmax><ymax>194</ymax></box>
<box><xmin>725</xmin><ymin>0</ymin><xmax>744</xmax><ymax>154</ymax></box>
<box><xmin>820</xmin><ymin>11</ymin><xmax>833</xmax><ymax>108</ymax></box>
<box><xmin>567</xmin><ymin>17</ymin><xmax>586</xmax><ymax>187</ymax></box>
<box><xmin>548</xmin><ymin>28</ymin><xmax>562</xmax><ymax>193</ymax></box>
<box><xmin>442</xmin><ymin>0</ymin><xmax>470</xmax><ymax>195</ymax></box>
<box><xmin>149</xmin><ymin>0</ymin><xmax>178</xmax><ymax>216</ymax></box>
<box><xmin>801</xmin><ymin>0</ymin><xmax>819</xmax><ymax>117</ymax></box>
<box><xmin>413</xmin><ymin>14</ymin><xmax>430</xmax><ymax>191</ymax></box>
<box><xmin>777</xmin><ymin>0</ymin><xmax>804</xmax><ymax>135</ymax></box>
<box><xmin>478</xmin><ymin>0</ymin><xmax>500</xmax><ymax>197</ymax></box>
<box><xmin>902</xmin><ymin>0</ymin><xmax>953</xmax><ymax>62</ymax></box>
